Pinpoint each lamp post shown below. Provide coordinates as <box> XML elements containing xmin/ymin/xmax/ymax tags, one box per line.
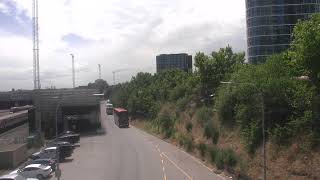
<box><xmin>221</xmin><ymin>81</ymin><xmax>266</xmax><ymax>180</ymax></box>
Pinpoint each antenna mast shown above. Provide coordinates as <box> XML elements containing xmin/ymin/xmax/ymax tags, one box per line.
<box><xmin>32</xmin><ymin>0</ymin><xmax>40</xmax><ymax>89</ymax></box>
<box><xmin>71</xmin><ymin>54</ymin><xmax>75</xmax><ymax>88</ymax></box>
<box><xmin>98</xmin><ymin>64</ymin><xmax>101</xmax><ymax>79</ymax></box>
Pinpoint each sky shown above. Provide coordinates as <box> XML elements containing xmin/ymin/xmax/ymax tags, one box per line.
<box><xmin>0</xmin><ymin>0</ymin><xmax>246</xmax><ymax>91</ymax></box>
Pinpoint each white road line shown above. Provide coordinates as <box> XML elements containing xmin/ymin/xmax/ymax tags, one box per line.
<box><xmin>162</xmin><ymin>152</ymin><xmax>193</xmax><ymax>180</ymax></box>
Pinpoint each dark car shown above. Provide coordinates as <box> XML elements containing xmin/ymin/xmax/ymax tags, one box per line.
<box><xmin>47</xmin><ymin>141</ymin><xmax>74</xmax><ymax>157</ymax></box>
<box><xmin>57</xmin><ymin>134</ymin><xmax>80</xmax><ymax>144</ymax></box>
<box><xmin>26</xmin><ymin>158</ymin><xmax>56</xmax><ymax>171</ymax></box>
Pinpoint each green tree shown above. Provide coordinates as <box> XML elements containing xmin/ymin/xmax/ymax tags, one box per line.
<box><xmin>88</xmin><ymin>79</ymin><xmax>109</xmax><ymax>93</ymax></box>
<box><xmin>291</xmin><ymin>14</ymin><xmax>320</xmax><ymax>89</ymax></box>
<box><xmin>194</xmin><ymin>46</ymin><xmax>245</xmax><ymax>98</ymax></box>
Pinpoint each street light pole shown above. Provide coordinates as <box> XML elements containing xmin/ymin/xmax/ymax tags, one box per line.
<box><xmin>261</xmin><ymin>93</ymin><xmax>266</xmax><ymax>180</ymax></box>
<box><xmin>53</xmin><ymin>96</ymin><xmax>62</xmax><ymax>180</ymax></box>
<box><xmin>221</xmin><ymin>81</ymin><xmax>266</xmax><ymax>180</ymax></box>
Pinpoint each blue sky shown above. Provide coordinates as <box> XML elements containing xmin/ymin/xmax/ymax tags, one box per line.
<box><xmin>0</xmin><ymin>0</ymin><xmax>246</xmax><ymax>90</ymax></box>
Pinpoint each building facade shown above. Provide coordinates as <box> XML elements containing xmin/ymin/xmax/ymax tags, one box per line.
<box><xmin>156</xmin><ymin>53</ymin><xmax>192</xmax><ymax>73</ymax></box>
<box><xmin>246</xmin><ymin>0</ymin><xmax>320</xmax><ymax>63</ymax></box>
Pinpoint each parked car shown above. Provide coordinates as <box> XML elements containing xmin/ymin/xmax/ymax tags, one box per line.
<box><xmin>0</xmin><ymin>173</ymin><xmax>38</xmax><ymax>180</ymax></box>
<box><xmin>47</xmin><ymin>141</ymin><xmax>74</xmax><ymax>157</ymax></box>
<box><xmin>10</xmin><ymin>164</ymin><xmax>52</xmax><ymax>180</ymax></box>
<box><xmin>30</xmin><ymin>147</ymin><xmax>66</xmax><ymax>161</ymax></box>
<box><xmin>26</xmin><ymin>159</ymin><xmax>56</xmax><ymax>171</ymax></box>
<box><xmin>57</xmin><ymin>134</ymin><xmax>79</xmax><ymax>144</ymax></box>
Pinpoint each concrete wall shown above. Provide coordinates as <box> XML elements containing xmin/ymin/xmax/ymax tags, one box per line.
<box><xmin>0</xmin><ymin>143</ymin><xmax>28</xmax><ymax>169</ymax></box>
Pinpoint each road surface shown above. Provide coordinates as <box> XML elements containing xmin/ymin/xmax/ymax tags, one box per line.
<box><xmin>52</xmin><ymin>104</ymin><xmax>225</xmax><ymax>180</ymax></box>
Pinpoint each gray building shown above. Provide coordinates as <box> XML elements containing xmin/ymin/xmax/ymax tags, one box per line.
<box><xmin>156</xmin><ymin>53</ymin><xmax>192</xmax><ymax>73</ymax></box>
<box><xmin>246</xmin><ymin>0</ymin><xmax>320</xmax><ymax>64</ymax></box>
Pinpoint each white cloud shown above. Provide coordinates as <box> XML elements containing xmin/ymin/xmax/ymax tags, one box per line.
<box><xmin>0</xmin><ymin>0</ymin><xmax>246</xmax><ymax>91</ymax></box>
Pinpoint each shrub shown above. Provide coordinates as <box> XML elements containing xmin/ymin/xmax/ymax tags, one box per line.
<box><xmin>223</xmin><ymin>148</ymin><xmax>238</xmax><ymax>167</ymax></box>
<box><xmin>197</xmin><ymin>143</ymin><xmax>207</xmax><ymax>158</ymax></box>
<box><xmin>270</xmin><ymin>125</ymin><xmax>293</xmax><ymax>145</ymax></box>
<box><xmin>157</xmin><ymin>111</ymin><xmax>176</xmax><ymax>138</ymax></box>
<box><xmin>176</xmin><ymin>96</ymin><xmax>189</xmax><ymax>112</ymax></box>
<box><xmin>185</xmin><ymin>122</ymin><xmax>193</xmax><ymax>133</ymax></box>
<box><xmin>209</xmin><ymin>147</ymin><xmax>218</xmax><ymax>163</ymax></box>
<box><xmin>241</xmin><ymin>121</ymin><xmax>261</xmax><ymax>153</ymax></box>
<box><xmin>209</xmin><ymin>147</ymin><xmax>238</xmax><ymax>169</ymax></box>
<box><xmin>203</xmin><ymin>123</ymin><xmax>219</xmax><ymax>144</ymax></box>
<box><xmin>214</xmin><ymin>150</ymin><xmax>225</xmax><ymax>169</ymax></box>
<box><xmin>184</xmin><ymin>135</ymin><xmax>194</xmax><ymax>152</ymax></box>
<box><xmin>211</xmin><ymin>130</ymin><xmax>219</xmax><ymax>144</ymax></box>
<box><xmin>196</xmin><ymin>106</ymin><xmax>213</xmax><ymax>126</ymax></box>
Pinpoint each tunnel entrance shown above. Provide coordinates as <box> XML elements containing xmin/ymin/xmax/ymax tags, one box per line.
<box><xmin>61</xmin><ymin>105</ymin><xmax>100</xmax><ymax>133</ymax></box>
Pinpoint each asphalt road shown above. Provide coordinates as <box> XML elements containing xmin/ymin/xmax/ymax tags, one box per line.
<box><xmin>52</xmin><ymin>105</ymin><xmax>225</xmax><ymax>180</ymax></box>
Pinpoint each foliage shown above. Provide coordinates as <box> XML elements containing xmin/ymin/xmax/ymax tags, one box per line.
<box><xmin>196</xmin><ymin>107</ymin><xmax>213</xmax><ymax>126</ymax></box>
<box><xmin>291</xmin><ymin>14</ymin><xmax>320</xmax><ymax>89</ymax></box>
<box><xmin>209</xmin><ymin>147</ymin><xmax>238</xmax><ymax>169</ymax></box>
<box><xmin>185</xmin><ymin>122</ymin><xmax>193</xmax><ymax>133</ymax></box>
<box><xmin>197</xmin><ymin>143</ymin><xmax>207</xmax><ymax>158</ymax></box>
<box><xmin>194</xmin><ymin>46</ymin><xmax>245</xmax><ymax>98</ymax></box>
<box><xmin>177</xmin><ymin>133</ymin><xmax>194</xmax><ymax>152</ymax></box>
<box><xmin>216</xmin><ymin>53</ymin><xmax>316</xmax><ymax>152</ymax></box>
<box><xmin>87</xmin><ymin>79</ymin><xmax>109</xmax><ymax>94</ymax></box>
<box><xmin>156</xmin><ymin>111</ymin><xmax>176</xmax><ymax>138</ymax></box>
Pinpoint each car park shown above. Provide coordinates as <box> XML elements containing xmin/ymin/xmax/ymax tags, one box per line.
<box><xmin>10</xmin><ymin>164</ymin><xmax>51</xmax><ymax>180</ymax></box>
<box><xmin>25</xmin><ymin>159</ymin><xmax>56</xmax><ymax>171</ymax></box>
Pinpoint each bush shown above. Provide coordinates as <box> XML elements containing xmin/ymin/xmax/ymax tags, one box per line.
<box><xmin>209</xmin><ymin>147</ymin><xmax>238</xmax><ymax>169</ymax></box>
<box><xmin>209</xmin><ymin>147</ymin><xmax>218</xmax><ymax>163</ymax></box>
<box><xmin>197</xmin><ymin>143</ymin><xmax>207</xmax><ymax>158</ymax></box>
<box><xmin>270</xmin><ymin>125</ymin><xmax>293</xmax><ymax>145</ymax></box>
<box><xmin>196</xmin><ymin>106</ymin><xmax>213</xmax><ymax>126</ymax></box>
<box><xmin>184</xmin><ymin>136</ymin><xmax>194</xmax><ymax>152</ymax></box>
<box><xmin>203</xmin><ymin>123</ymin><xmax>219</xmax><ymax>144</ymax></box>
<box><xmin>215</xmin><ymin>150</ymin><xmax>225</xmax><ymax>169</ymax></box>
<box><xmin>185</xmin><ymin>122</ymin><xmax>193</xmax><ymax>133</ymax></box>
<box><xmin>223</xmin><ymin>148</ymin><xmax>238</xmax><ymax>167</ymax></box>
<box><xmin>157</xmin><ymin>111</ymin><xmax>176</xmax><ymax>138</ymax></box>
<box><xmin>176</xmin><ymin>96</ymin><xmax>189</xmax><ymax>112</ymax></box>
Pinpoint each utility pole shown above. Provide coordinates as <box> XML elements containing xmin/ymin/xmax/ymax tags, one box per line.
<box><xmin>32</xmin><ymin>0</ymin><xmax>40</xmax><ymax>89</ymax></box>
<box><xmin>261</xmin><ymin>94</ymin><xmax>266</xmax><ymax>180</ymax></box>
<box><xmin>98</xmin><ymin>64</ymin><xmax>101</xmax><ymax>79</ymax></box>
<box><xmin>71</xmin><ymin>54</ymin><xmax>75</xmax><ymax>88</ymax></box>
<box><xmin>112</xmin><ymin>71</ymin><xmax>115</xmax><ymax>85</ymax></box>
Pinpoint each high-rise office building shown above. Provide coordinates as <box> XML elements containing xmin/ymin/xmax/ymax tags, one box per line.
<box><xmin>246</xmin><ymin>0</ymin><xmax>320</xmax><ymax>63</ymax></box>
<box><xmin>156</xmin><ymin>53</ymin><xmax>192</xmax><ymax>73</ymax></box>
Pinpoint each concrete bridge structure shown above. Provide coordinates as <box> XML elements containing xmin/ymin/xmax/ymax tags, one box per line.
<box><xmin>0</xmin><ymin>88</ymin><xmax>104</xmax><ymax>138</ymax></box>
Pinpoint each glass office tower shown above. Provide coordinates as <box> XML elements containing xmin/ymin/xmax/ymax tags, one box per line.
<box><xmin>156</xmin><ymin>54</ymin><xmax>192</xmax><ymax>73</ymax></box>
<box><xmin>246</xmin><ymin>0</ymin><xmax>320</xmax><ymax>64</ymax></box>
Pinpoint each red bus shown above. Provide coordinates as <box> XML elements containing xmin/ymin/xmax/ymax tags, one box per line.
<box><xmin>113</xmin><ymin>108</ymin><xmax>129</xmax><ymax>128</ymax></box>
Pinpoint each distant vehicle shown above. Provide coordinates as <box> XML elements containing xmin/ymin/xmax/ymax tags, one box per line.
<box><xmin>11</xmin><ymin>164</ymin><xmax>52</xmax><ymax>180</ymax></box>
<box><xmin>113</xmin><ymin>108</ymin><xmax>129</xmax><ymax>128</ymax></box>
<box><xmin>25</xmin><ymin>159</ymin><xmax>56</xmax><ymax>171</ymax></box>
<box><xmin>106</xmin><ymin>103</ymin><xmax>113</xmax><ymax>115</ymax></box>
<box><xmin>0</xmin><ymin>173</ymin><xmax>37</xmax><ymax>180</ymax></box>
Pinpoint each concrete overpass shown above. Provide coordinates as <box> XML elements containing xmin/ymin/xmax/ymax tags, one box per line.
<box><xmin>0</xmin><ymin>89</ymin><xmax>104</xmax><ymax>138</ymax></box>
